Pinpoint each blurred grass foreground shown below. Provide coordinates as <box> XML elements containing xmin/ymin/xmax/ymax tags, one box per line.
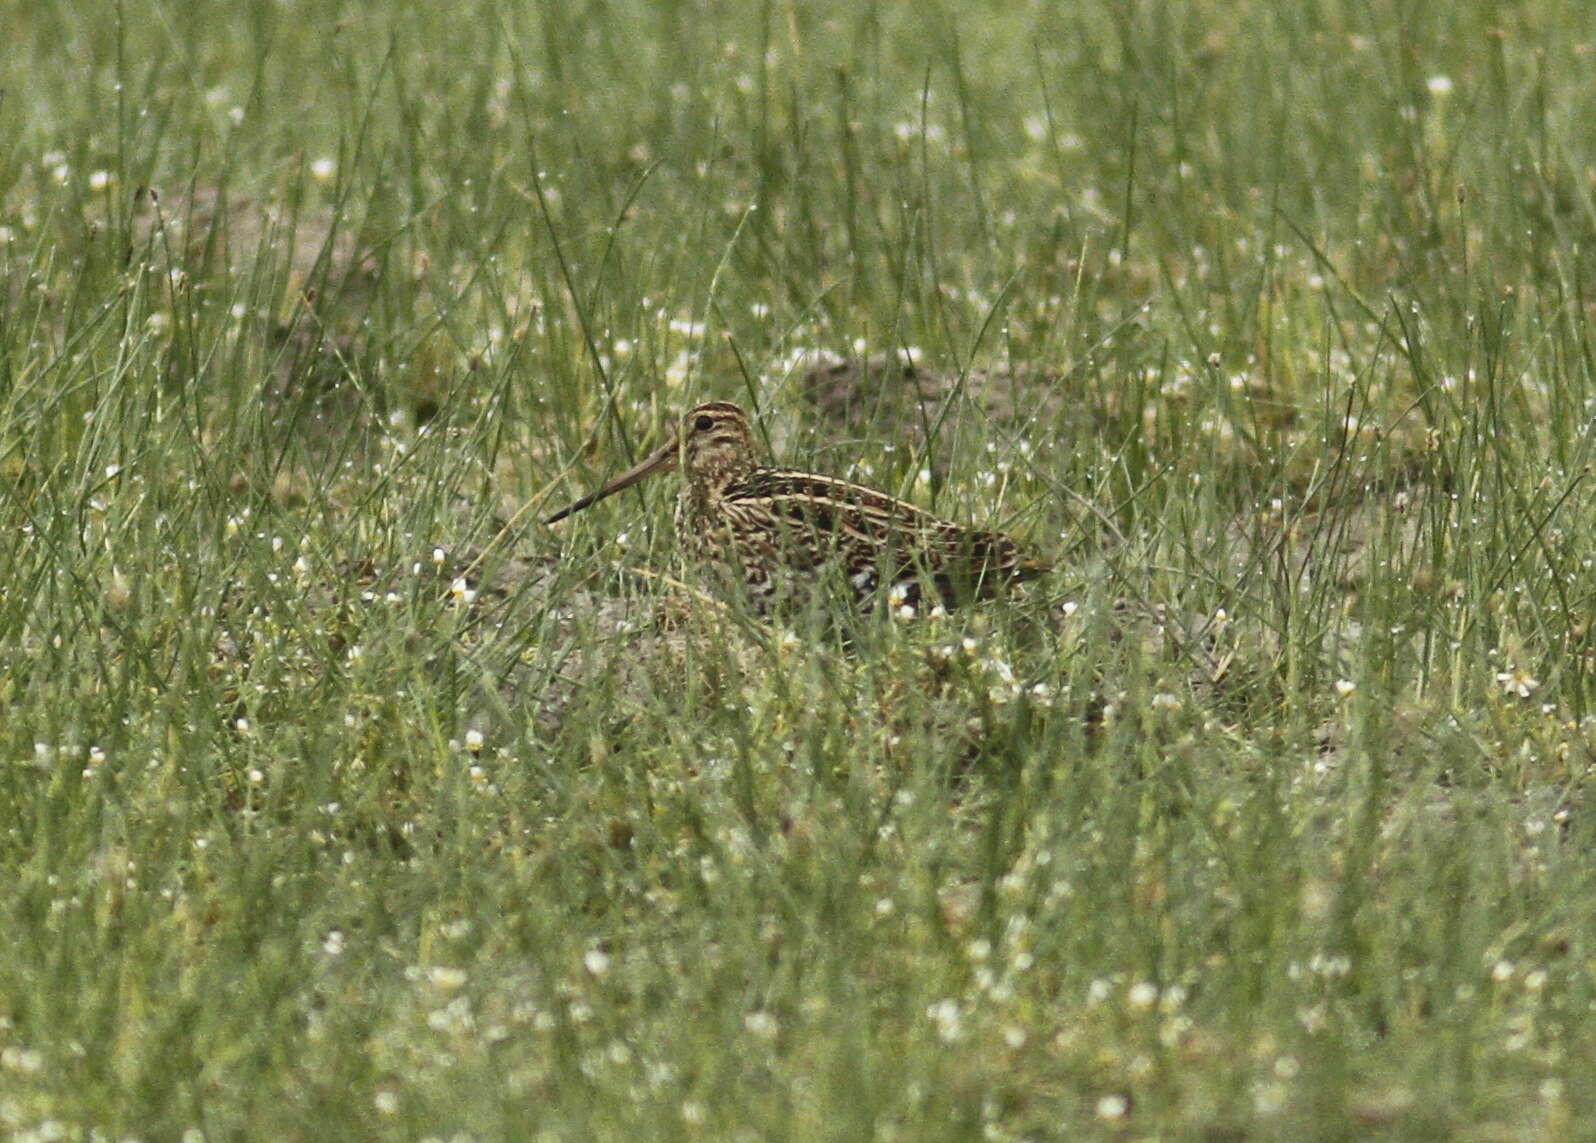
<box><xmin>3</xmin><ymin>2</ymin><xmax>1595</xmax><ymax>1138</ymax></box>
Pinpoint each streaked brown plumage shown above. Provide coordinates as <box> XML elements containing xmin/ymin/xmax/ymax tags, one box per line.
<box><xmin>546</xmin><ymin>401</ymin><xmax>1047</xmax><ymax>611</ymax></box>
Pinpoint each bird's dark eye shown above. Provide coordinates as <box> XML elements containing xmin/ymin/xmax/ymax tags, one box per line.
<box><xmin>694</xmin><ymin>414</ymin><xmax>716</xmax><ymax>432</ymax></box>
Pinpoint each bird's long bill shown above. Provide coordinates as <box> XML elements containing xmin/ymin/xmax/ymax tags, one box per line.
<box><xmin>544</xmin><ymin>436</ymin><xmax>679</xmax><ymax>524</ymax></box>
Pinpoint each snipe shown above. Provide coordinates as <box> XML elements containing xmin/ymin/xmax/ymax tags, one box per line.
<box><xmin>546</xmin><ymin>401</ymin><xmax>1047</xmax><ymax>612</ymax></box>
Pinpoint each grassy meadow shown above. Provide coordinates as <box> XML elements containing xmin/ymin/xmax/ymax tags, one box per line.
<box><xmin>4</xmin><ymin>0</ymin><xmax>1596</xmax><ymax>1138</ymax></box>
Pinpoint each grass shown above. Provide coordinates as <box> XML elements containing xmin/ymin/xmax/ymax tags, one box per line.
<box><xmin>3</xmin><ymin>0</ymin><xmax>1595</xmax><ymax>1138</ymax></box>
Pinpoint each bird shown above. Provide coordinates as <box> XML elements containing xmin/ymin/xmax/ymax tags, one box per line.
<box><xmin>545</xmin><ymin>400</ymin><xmax>1047</xmax><ymax>613</ymax></box>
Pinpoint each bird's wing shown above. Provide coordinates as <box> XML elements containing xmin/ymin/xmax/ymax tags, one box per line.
<box><xmin>727</xmin><ymin>468</ymin><xmax>1044</xmax><ymax>602</ymax></box>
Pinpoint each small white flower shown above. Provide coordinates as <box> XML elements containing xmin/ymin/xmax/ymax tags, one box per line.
<box><xmin>926</xmin><ymin>998</ymin><xmax>963</xmax><ymax>1043</ymax></box>
<box><xmin>1127</xmin><ymin>981</ymin><xmax>1159</xmax><ymax>1009</ymax></box>
<box><xmin>1496</xmin><ymin>669</ymin><xmax>1539</xmax><ymax>698</ymax></box>
<box><xmin>584</xmin><ymin>948</ymin><xmax>612</xmax><ymax>977</ymax></box>
<box><xmin>428</xmin><ymin>965</ymin><xmax>467</xmax><ymax>990</ymax></box>
<box><xmin>1096</xmin><ymin>1093</ymin><xmax>1128</xmax><ymax>1121</ymax></box>
<box><xmin>744</xmin><ymin>1011</ymin><xmax>778</xmax><ymax>1039</ymax></box>
<box><xmin>310</xmin><ymin>157</ymin><xmax>337</xmax><ymax>181</ymax></box>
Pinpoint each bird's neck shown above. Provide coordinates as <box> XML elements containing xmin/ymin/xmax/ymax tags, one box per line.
<box><xmin>683</xmin><ymin>455</ymin><xmax>756</xmax><ymax>506</ymax></box>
